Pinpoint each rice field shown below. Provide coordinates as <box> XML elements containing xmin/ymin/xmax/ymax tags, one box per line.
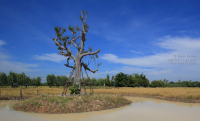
<box><xmin>0</xmin><ymin>86</ymin><xmax>200</xmax><ymax>102</ymax></box>
<box><xmin>94</xmin><ymin>87</ymin><xmax>200</xmax><ymax>101</ymax></box>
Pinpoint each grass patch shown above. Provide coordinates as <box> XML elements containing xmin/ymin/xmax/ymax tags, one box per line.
<box><xmin>13</xmin><ymin>94</ymin><xmax>131</xmax><ymax>113</ymax></box>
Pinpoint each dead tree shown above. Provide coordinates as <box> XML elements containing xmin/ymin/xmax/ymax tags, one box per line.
<box><xmin>52</xmin><ymin>11</ymin><xmax>101</xmax><ymax>94</ymax></box>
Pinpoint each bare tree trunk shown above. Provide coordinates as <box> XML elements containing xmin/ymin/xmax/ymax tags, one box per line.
<box><xmin>74</xmin><ymin>57</ymin><xmax>81</xmax><ymax>85</ymax></box>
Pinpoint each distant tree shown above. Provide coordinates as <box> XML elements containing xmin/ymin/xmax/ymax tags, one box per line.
<box><xmin>46</xmin><ymin>74</ymin><xmax>56</xmax><ymax>87</ymax></box>
<box><xmin>150</xmin><ymin>80</ymin><xmax>165</xmax><ymax>87</ymax></box>
<box><xmin>115</xmin><ymin>72</ymin><xmax>129</xmax><ymax>87</ymax></box>
<box><xmin>17</xmin><ymin>72</ymin><xmax>26</xmax><ymax>86</ymax></box>
<box><xmin>106</xmin><ymin>74</ymin><xmax>110</xmax><ymax>86</ymax></box>
<box><xmin>60</xmin><ymin>75</ymin><xmax>68</xmax><ymax>86</ymax></box>
<box><xmin>25</xmin><ymin>76</ymin><xmax>31</xmax><ymax>86</ymax></box>
<box><xmin>35</xmin><ymin>77</ymin><xmax>41</xmax><ymax>87</ymax></box>
<box><xmin>41</xmin><ymin>82</ymin><xmax>48</xmax><ymax>86</ymax></box>
<box><xmin>182</xmin><ymin>81</ymin><xmax>189</xmax><ymax>86</ymax></box>
<box><xmin>142</xmin><ymin>78</ymin><xmax>150</xmax><ymax>88</ymax></box>
<box><xmin>110</xmin><ymin>75</ymin><xmax>115</xmax><ymax>87</ymax></box>
<box><xmin>111</xmin><ymin>76</ymin><xmax>115</xmax><ymax>81</ymax></box>
<box><xmin>96</xmin><ymin>78</ymin><xmax>104</xmax><ymax>86</ymax></box>
<box><xmin>0</xmin><ymin>72</ymin><xmax>2</xmax><ymax>86</ymax></box>
<box><xmin>187</xmin><ymin>80</ymin><xmax>193</xmax><ymax>87</ymax></box>
<box><xmin>31</xmin><ymin>78</ymin><xmax>36</xmax><ymax>86</ymax></box>
<box><xmin>139</xmin><ymin>73</ymin><xmax>145</xmax><ymax>87</ymax></box>
<box><xmin>163</xmin><ymin>78</ymin><xmax>169</xmax><ymax>87</ymax></box>
<box><xmin>133</xmin><ymin>74</ymin><xmax>140</xmax><ymax>87</ymax></box>
<box><xmin>178</xmin><ymin>79</ymin><xmax>182</xmax><ymax>84</ymax></box>
<box><xmin>7</xmin><ymin>71</ymin><xmax>18</xmax><ymax>87</ymax></box>
<box><xmin>91</xmin><ymin>78</ymin><xmax>97</xmax><ymax>86</ymax></box>
<box><xmin>56</xmin><ymin>75</ymin><xmax>61</xmax><ymax>87</ymax></box>
<box><xmin>110</xmin><ymin>80</ymin><xmax>114</xmax><ymax>86</ymax></box>
<box><xmin>0</xmin><ymin>72</ymin><xmax>7</xmax><ymax>86</ymax></box>
<box><xmin>193</xmin><ymin>81</ymin><xmax>199</xmax><ymax>87</ymax></box>
<box><xmin>198</xmin><ymin>82</ymin><xmax>200</xmax><ymax>87</ymax></box>
<box><xmin>128</xmin><ymin>75</ymin><xmax>134</xmax><ymax>87</ymax></box>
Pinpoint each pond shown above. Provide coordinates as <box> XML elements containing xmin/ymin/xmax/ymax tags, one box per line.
<box><xmin>0</xmin><ymin>96</ymin><xmax>200</xmax><ymax>121</ymax></box>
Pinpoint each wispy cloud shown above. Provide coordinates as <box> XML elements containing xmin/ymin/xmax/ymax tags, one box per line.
<box><xmin>130</xmin><ymin>50</ymin><xmax>143</xmax><ymax>54</ymax></box>
<box><xmin>0</xmin><ymin>60</ymin><xmax>38</xmax><ymax>73</ymax></box>
<box><xmin>87</xmin><ymin>70</ymin><xmax>119</xmax><ymax>79</ymax></box>
<box><xmin>34</xmin><ymin>53</ymin><xmax>67</xmax><ymax>63</ymax></box>
<box><xmin>157</xmin><ymin>36</ymin><xmax>200</xmax><ymax>51</ymax></box>
<box><xmin>101</xmin><ymin>53</ymin><xmax>170</xmax><ymax>67</ymax></box>
<box><xmin>0</xmin><ymin>40</ymin><xmax>9</xmax><ymax>59</ymax></box>
<box><xmin>0</xmin><ymin>40</ymin><xmax>6</xmax><ymax>46</ymax></box>
<box><xmin>0</xmin><ymin>39</ymin><xmax>39</xmax><ymax>74</ymax></box>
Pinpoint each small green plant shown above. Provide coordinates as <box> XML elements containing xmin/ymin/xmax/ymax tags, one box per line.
<box><xmin>188</xmin><ymin>95</ymin><xmax>193</xmax><ymax>99</ymax></box>
<box><xmin>32</xmin><ymin>101</ymin><xmax>38</xmax><ymax>106</ymax></box>
<box><xmin>69</xmin><ymin>84</ymin><xmax>80</xmax><ymax>94</ymax></box>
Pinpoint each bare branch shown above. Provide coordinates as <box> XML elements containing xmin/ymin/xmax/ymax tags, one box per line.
<box><xmin>58</xmin><ymin>51</ymin><xmax>76</xmax><ymax>62</ymax></box>
<box><xmin>59</xmin><ymin>52</ymin><xmax>70</xmax><ymax>57</ymax></box>
<box><xmin>80</xmin><ymin>32</ymin><xmax>85</xmax><ymax>53</ymax></box>
<box><xmin>82</xmin><ymin>63</ymin><xmax>98</xmax><ymax>73</ymax></box>
<box><xmin>53</xmin><ymin>38</ymin><xmax>70</xmax><ymax>52</ymax></box>
<box><xmin>79</xmin><ymin>11</ymin><xmax>88</xmax><ymax>53</ymax></box>
<box><xmin>81</xmin><ymin>49</ymin><xmax>100</xmax><ymax>58</ymax></box>
<box><xmin>64</xmin><ymin>64</ymin><xmax>75</xmax><ymax>69</ymax></box>
<box><xmin>70</xmin><ymin>35</ymin><xmax>81</xmax><ymax>49</ymax></box>
<box><xmin>54</xmin><ymin>38</ymin><xmax>76</xmax><ymax>61</ymax></box>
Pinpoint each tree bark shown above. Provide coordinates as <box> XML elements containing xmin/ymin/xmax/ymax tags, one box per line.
<box><xmin>74</xmin><ymin>56</ymin><xmax>81</xmax><ymax>85</ymax></box>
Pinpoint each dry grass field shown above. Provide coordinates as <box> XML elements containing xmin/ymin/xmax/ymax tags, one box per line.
<box><xmin>1</xmin><ymin>86</ymin><xmax>200</xmax><ymax>102</ymax></box>
<box><xmin>94</xmin><ymin>87</ymin><xmax>200</xmax><ymax>102</ymax></box>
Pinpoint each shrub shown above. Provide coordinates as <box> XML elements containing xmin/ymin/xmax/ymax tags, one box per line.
<box><xmin>69</xmin><ymin>84</ymin><xmax>80</xmax><ymax>94</ymax></box>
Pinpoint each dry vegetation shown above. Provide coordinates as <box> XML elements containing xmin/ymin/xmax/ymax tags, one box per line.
<box><xmin>14</xmin><ymin>94</ymin><xmax>131</xmax><ymax>113</ymax></box>
<box><xmin>0</xmin><ymin>86</ymin><xmax>62</xmax><ymax>97</ymax></box>
<box><xmin>94</xmin><ymin>87</ymin><xmax>200</xmax><ymax>103</ymax></box>
<box><xmin>1</xmin><ymin>86</ymin><xmax>200</xmax><ymax>103</ymax></box>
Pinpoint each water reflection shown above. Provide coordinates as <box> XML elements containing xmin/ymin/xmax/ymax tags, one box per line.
<box><xmin>125</xmin><ymin>96</ymin><xmax>200</xmax><ymax>108</ymax></box>
<box><xmin>0</xmin><ymin>100</ymin><xmax>19</xmax><ymax>110</ymax></box>
<box><xmin>0</xmin><ymin>97</ymin><xmax>200</xmax><ymax>121</ymax></box>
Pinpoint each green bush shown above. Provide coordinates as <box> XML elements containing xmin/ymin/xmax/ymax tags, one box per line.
<box><xmin>69</xmin><ymin>84</ymin><xmax>80</xmax><ymax>94</ymax></box>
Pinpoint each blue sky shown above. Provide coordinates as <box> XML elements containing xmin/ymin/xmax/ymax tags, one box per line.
<box><xmin>0</xmin><ymin>0</ymin><xmax>200</xmax><ymax>83</ymax></box>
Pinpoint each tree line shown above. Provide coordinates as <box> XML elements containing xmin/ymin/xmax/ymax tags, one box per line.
<box><xmin>1</xmin><ymin>71</ymin><xmax>200</xmax><ymax>88</ymax></box>
<box><xmin>0</xmin><ymin>71</ymin><xmax>41</xmax><ymax>87</ymax></box>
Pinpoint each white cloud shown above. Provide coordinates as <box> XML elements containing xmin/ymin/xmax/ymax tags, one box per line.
<box><xmin>0</xmin><ymin>60</ymin><xmax>38</xmax><ymax>73</ymax></box>
<box><xmin>0</xmin><ymin>40</ymin><xmax>6</xmax><ymax>46</ymax></box>
<box><xmin>102</xmin><ymin>36</ymin><xmax>200</xmax><ymax>67</ymax></box>
<box><xmin>101</xmin><ymin>53</ymin><xmax>171</xmax><ymax>67</ymax></box>
<box><xmin>101</xmin><ymin>36</ymin><xmax>200</xmax><ymax>81</ymax></box>
<box><xmin>0</xmin><ymin>40</ymin><xmax>9</xmax><ymax>59</ymax></box>
<box><xmin>34</xmin><ymin>53</ymin><xmax>67</xmax><ymax>62</ymax></box>
<box><xmin>88</xmin><ymin>70</ymin><xmax>119</xmax><ymax>79</ymax></box>
<box><xmin>157</xmin><ymin>36</ymin><xmax>200</xmax><ymax>52</ymax></box>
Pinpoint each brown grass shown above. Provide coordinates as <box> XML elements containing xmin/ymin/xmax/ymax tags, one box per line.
<box><xmin>13</xmin><ymin>94</ymin><xmax>132</xmax><ymax>113</ymax></box>
<box><xmin>93</xmin><ymin>87</ymin><xmax>200</xmax><ymax>103</ymax></box>
<box><xmin>1</xmin><ymin>86</ymin><xmax>200</xmax><ymax>103</ymax></box>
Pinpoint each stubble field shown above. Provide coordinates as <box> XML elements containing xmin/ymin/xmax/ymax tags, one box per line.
<box><xmin>0</xmin><ymin>86</ymin><xmax>200</xmax><ymax>103</ymax></box>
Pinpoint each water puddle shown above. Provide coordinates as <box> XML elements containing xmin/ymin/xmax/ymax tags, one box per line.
<box><xmin>0</xmin><ymin>97</ymin><xmax>200</xmax><ymax>121</ymax></box>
